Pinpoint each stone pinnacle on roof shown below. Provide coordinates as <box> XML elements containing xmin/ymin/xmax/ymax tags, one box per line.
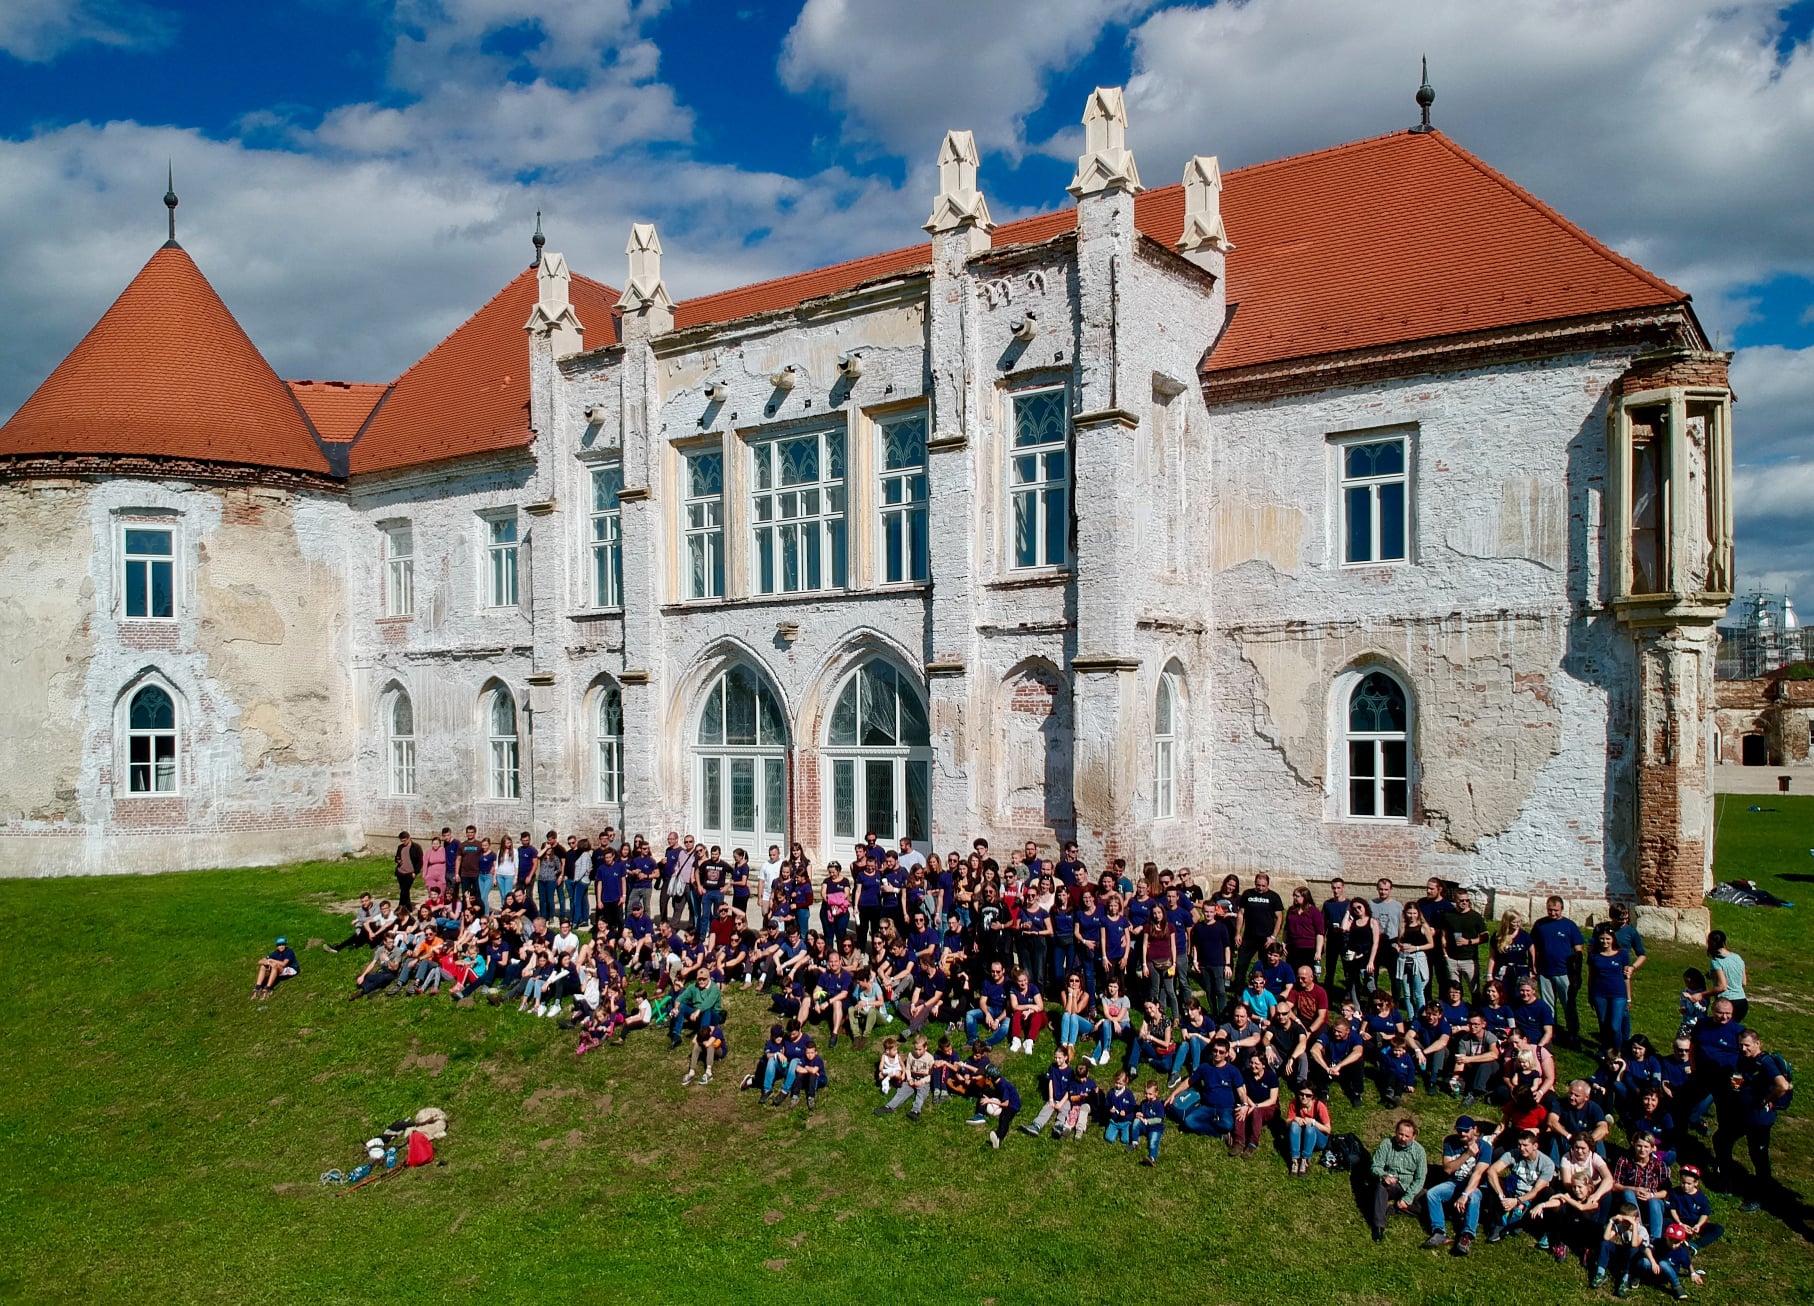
<box><xmin>1412</xmin><ymin>56</ymin><xmax>1436</xmax><ymax>134</ymax></box>
<box><xmin>164</xmin><ymin>162</ymin><xmax>178</xmax><ymax>246</ymax></box>
<box><xmin>1068</xmin><ymin>86</ymin><xmax>1142</xmax><ymax>199</ymax></box>
<box><xmin>618</xmin><ymin>222</ymin><xmax>674</xmax><ymax>335</ymax></box>
<box><xmin>924</xmin><ymin>129</ymin><xmax>994</xmax><ymax>254</ymax></box>
<box><xmin>531</xmin><ymin>210</ymin><xmax>545</xmax><ymax>268</ymax></box>
<box><xmin>1178</xmin><ymin>155</ymin><xmax>1234</xmax><ymax>261</ymax></box>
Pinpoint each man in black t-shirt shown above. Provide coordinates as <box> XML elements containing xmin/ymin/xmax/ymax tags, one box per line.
<box><xmin>697</xmin><ymin>846</ymin><xmax>732</xmax><ymax>924</ymax></box>
<box><xmin>1233</xmin><ymin>873</ymin><xmax>1285</xmax><ymax>994</ymax></box>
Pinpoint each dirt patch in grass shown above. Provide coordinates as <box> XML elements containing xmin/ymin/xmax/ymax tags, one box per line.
<box><xmin>763</xmin><ymin>1210</ymin><xmax>785</xmax><ymax>1225</ymax></box>
<box><xmin>525</xmin><ymin>1086</ymin><xmax>580</xmax><ymax>1114</ymax></box>
<box><xmin>763</xmin><ymin>1259</ymin><xmax>788</xmax><ymax>1272</ymax></box>
<box><xmin>395</xmin><ymin>1049</ymin><xmax>447</xmax><ymax>1076</ymax></box>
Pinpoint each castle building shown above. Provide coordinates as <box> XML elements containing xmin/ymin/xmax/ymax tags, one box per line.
<box><xmin>0</xmin><ymin>88</ymin><xmax>1735</xmax><ymax>931</ymax></box>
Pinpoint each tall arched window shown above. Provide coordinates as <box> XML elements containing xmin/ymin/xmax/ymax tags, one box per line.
<box><xmin>487</xmin><ymin>686</ymin><xmax>520</xmax><ymax>800</ymax></box>
<box><xmin>127</xmin><ymin>684</ymin><xmax>178</xmax><ymax>794</ymax></box>
<box><xmin>596</xmin><ymin>682</ymin><xmax>624</xmax><ymax>804</ymax></box>
<box><xmin>1346</xmin><ymin>671</ymin><xmax>1409</xmax><ymax>819</ymax></box>
<box><xmin>824</xmin><ymin>659</ymin><xmax>931</xmax><ymax>850</ymax></box>
<box><xmin>694</xmin><ymin>665</ymin><xmax>787</xmax><ymax>849</ymax></box>
<box><xmin>388</xmin><ymin>690</ymin><xmax>416</xmax><ymax>796</ymax></box>
<box><xmin>1154</xmin><ymin>672</ymin><xmax>1178</xmax><ymax>820</ymax></box>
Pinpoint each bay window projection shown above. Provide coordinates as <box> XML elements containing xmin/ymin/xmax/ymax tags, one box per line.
<box><xmin>753</xmin><ymin>427</ymin><xmax>847</xmax><ymax>594</ymax></box>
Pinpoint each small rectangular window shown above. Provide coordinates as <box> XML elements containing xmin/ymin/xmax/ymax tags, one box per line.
<box><xmin>590</xmin><ymin>465</ymin><xmax>624</xmax><ymax>609</ymax></box>
<box><xmin>1339</xmin><ymin>437</ymin><xmax>1409</xmax><ymax>565</ymax></box>
<box><xmin>485</xmin><ymin>513</ymin><xmax>519</xmax><ymax>607</ymax></box>
<box><xmin>752</xmin><ymin>427</ymin><xmax>847</xmax><ymax>595</ymax></box>
<box><xmin>383</xmin><ymin>524</ymin><xmax>414</xmax><ymax>618</ymax></box>
<box><xmin>684</xmin><ymin>451</ymin><xmax>724</xmax><ymax>600</ymax></box>
<box><xmin>879</xmin><ymin>411</ymin><xmax>929</xmax><ymax>584</ymax></box>
<box><xmin>1009</xmin><ymin>388</ymin><xmax>1069</xmax><ymax>569</ymax></box>
<box><xmin>123</xmin><ymin>526</ymin><xmax>175</xmax><ymax>619</ymax></box>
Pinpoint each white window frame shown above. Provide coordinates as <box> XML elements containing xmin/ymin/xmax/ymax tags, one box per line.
<box><xmin>596</xmin><ymin>682</ymin><xmax>624</xmax><ymax>804</ymax></box>
<box><xmin>751</xmin><ymin>426</ymin><xmax>847</xmax><ymax>596</ymax></box>
<box><xmin>383</xmin><ymin>523</ymin><xmax>414</xmax><ymax>618</ymax></box>
<box><xmin>125</xmin><ymin>682</ymin><xmax>179</xmax><ymax>794</ymax></box>
<box><xmin>1336</xmin><ymin>433</ymin><xmax>1410</xmax><ymax>566</ymax></box>
<box><xmin>388</xmin><ymin>689</ymin><xmax>417</xmax><ymax>796</ymax></box>
<box><xmin>483</xmin><ymin>512</ymin><xmax>519</xmax><ymax>608</ymax></box>
<box><xmin>693</xmin><ymin>666</ymin><xmax>788</xmax><ymax>850</ymax></box>
<box><xmin>1343</xmin><ymin>669</ymin><xmax>1411</xmax><ymax>822</ymax></box>
<box><xmin>1154</xmin><ymin>672</ymin><xmax>1178</xmax><ymax>820</ymax></box>
<box><xmin>121</xmin><ymin>523</ymin><xmax>177</xmax><ymax>621</ymax></box>
<box><xmin>823</xmin><ymin>660</ymin><xmax>932</xmax><ymax>853</ymax></box>
<box><xmin>589</xmin><ymin>465</ymin><xmax>624</xmax><ymax>610</ymax></box>
<box><xmin>683</xmin><ymin>449</ymin><xmax>725</xmax><ymax>601</ymax></box>
<box><xmin>487</xmin><ymin>686</ymin><xmax>521</xmax><ymax>800</ymax></box>
<box><xmin>878</xmin><ymin>409</ymin><xmax>930</xmax><ymax>585</ymax></box>
<box><xmin>1008</xmin><ymin>386</ymin><xmax>1070</xmax><ymax>570</ymax></box>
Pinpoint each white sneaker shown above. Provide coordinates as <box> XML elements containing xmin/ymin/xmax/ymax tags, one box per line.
<box><xmin>534</xmin><ymin>1003</ymin><xmax>547</xmax><ymax>1017</ymax></box>
<box><xmin>681</xmin><ymin>1069</ymin><xmax>696</xmax><ymax>1086</ymax></box>
<box><xmin>988</xmin><ymin>1131</ymin><xmax>1000</xmax><ymax>1149</ymax></box>
<box><xmin>545</xmin><ymin>1002</ymin><xmax>561</xmax><ymax>1019</ymax></box>
<box><xmin>700</xmin><ymin>1072</ymin><xmax>713</xmax><ymax>1085</ymax></box>
<box><xmin>1097</xmin><ymin>1050</ymin><xmax>1110</xmax><ymax>1066</ymax></box>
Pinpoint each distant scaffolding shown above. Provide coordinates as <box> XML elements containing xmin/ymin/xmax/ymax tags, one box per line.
<box><xmin>1718</xmin><ymin>592</ymin><xmax>1813</xmax><ymax>679</ymax></box>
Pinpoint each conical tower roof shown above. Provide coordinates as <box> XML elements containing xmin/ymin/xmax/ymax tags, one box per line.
<box><xmin>0</xmin><ymin>243</ymin><xmax>330</xmax><ymax>474</ymax></box>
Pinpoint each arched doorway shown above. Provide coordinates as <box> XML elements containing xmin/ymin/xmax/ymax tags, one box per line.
<box><xmin>824</xmin><ymin>659</ymin><xmax>931</xmax><ymax>854</ymax></box>
<box><xmin>694</xmin><ymin>664</ymin><xmax>789</xmax><ymax>851</ymax></box>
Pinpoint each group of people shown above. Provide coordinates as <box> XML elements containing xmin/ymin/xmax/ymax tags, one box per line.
<box><xmin>287</xmin><ymin>826</ymin><xmax>1793</xmax><ymax>1297</ymax></box>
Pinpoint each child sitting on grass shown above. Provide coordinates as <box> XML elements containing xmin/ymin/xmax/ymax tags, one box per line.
<box><xmin>253</xmin><ymin>937</ymin><xmax>298</xmax><ymax>999</ymax></box>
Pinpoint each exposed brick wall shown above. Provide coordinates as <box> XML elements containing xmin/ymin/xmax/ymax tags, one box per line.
<box><xmin>1614</xmin><ymin>349</ymin><xmax>1731</xmax><ymax>395</ymax></box>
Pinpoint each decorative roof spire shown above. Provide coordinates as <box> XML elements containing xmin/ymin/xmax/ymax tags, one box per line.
<box><xmin>531</xmin><ymin>210</ymin><xmax>545</xmax><ymax>268</ymax></box>
<box><xmin>1412</xmin><ymin>56</ymin><xmax>1435</xmax><ymax>134</ymax></box>
<box><xmin>163</xmin><ymin>162</ymin><xmax>179</xmax><ymax>245</ymax></box>
<box><xmin>924</xmin><ymin>129</ymin><xmax>993</xmax><ymax>254</ymax></box>
<box><xmin>1068</xmin><ymin>86</ymin><xmax>1142</xmax><ymax>199</ymax></box>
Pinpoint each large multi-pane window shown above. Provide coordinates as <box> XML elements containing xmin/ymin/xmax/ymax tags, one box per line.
<box><xmin>1154</xmin><ymin>673</ymin><xmax>1178</xmax><ymax>820</ymax></box>
<box><xmin>590</xmin><ymin>465</ymin><xmax>624</xmax><ymax>609</ymax></box>
<box><xmin>596</xmin><ymin>682</ymin><xmax>624</xmax><ymax>805</ymax></box>
<box><xmin>485</xmin><ymin>513</ymin><xmax>519</xmax><ymax>607</ymax></box>
<box><xmin>487</xmin><ymin>685</ymin><xmax>520</xmax><ymax>799</ymax></box>
<box><xmin>694</xmin><ymin>665</ymin><xmax>788</xmax><ymax>850</ymax></box>
<box><xmin>1009</xmin><ymin>388</ymin><xmax>1069</xmax><ymax>569</ymax></box>
<box><xmin>825</xmin><ymin>660</ymin><xmax>931</xmax><ymax>850</ymax></box>
<box><xmin>684</xmin><ymin>450</ymin><xmax>724</xmax><ymax>600</ymax></box>
<box><xmin>879</xmin><ymin>412</ymin><xmax>929</xmax><ymax>584</ymax></box>
<box><xmin>1339</xmin><ymin>437</ymin><xmax>1408</xmax><ymax>565</ymax></box>
<box><xmin>383</xmin><ymin>524</ymin><xmax>414</xmax><ymax>618</ymax></box>
<box><xmin>1346</xmin><ymin>671</ymin><xmax>1410</xmax><ymax>820</ymax></box>
<box><xmin>123</xmin><ymin>526</ymin><xmax>175</xmax><ymax>619</ymax></box>
<box><xmin>388</xmin><ymin>690</ymin><xmax>416</xmax><ymax>796</ymax></box>
<box><xmin>753</xmin><ymin>427</ymin><xmax>847</xmax><ymax>594</ymax></box>
<box><xmin>127</xmin><ymin>684</ymin><xmax>178</xmax><ymax>793</ymax></box>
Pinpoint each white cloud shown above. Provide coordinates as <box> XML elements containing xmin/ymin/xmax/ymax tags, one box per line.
<box><xmin>779</xmin><ymin>0</ymin><xmax>1153</xmax><ymax>162</ymax></box>
<box><xmin>0</xmin><ymin>0</ymin><xmax>169</xmax><ymax>62</ymax></box>
<box><xmin>1119</xmin><ymin>0</ymin><xmax>1814</xmax><ymax>341</ymax></box>
<box><xmin>1731</xmin><ymin>344</ymin><xmax>1814</xmax><ymax>465</ymax></box>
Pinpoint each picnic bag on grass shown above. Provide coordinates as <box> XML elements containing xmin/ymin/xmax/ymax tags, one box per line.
<box><xmin>1324</xmin><ymin>1132</ymin><xmax>1366</xmax><ymax>1172</ymax></box>
<box><xmin>406</xmin><ymin>1131</ymin><xmax>435</xmax><ymax>1167</ymax></box>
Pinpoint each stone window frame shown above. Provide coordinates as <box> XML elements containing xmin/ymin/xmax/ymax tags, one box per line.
<box><xmin>875</xmin><ymin>405</ymin><xmax>931</xmax><ymax>587</ymax></box>
<box><xmin>747</xmin><ymin>423</ymin><xmax>849</xmax><ymax>597</ymax></box>
<box><xmin>117</xmin><ymin>513</ymin><xmax>180</xmax><ymax>622</ymax></box>
<box><xmin>594</xmin><ymin>677</ymin><xmax>625</xmax><ymax>806</ymax></box>
<box><xmin>479</xmin><ymin>509</ymin><xmax>520</xmax><ymax>609</ymax></box>
<box><xmin>1006</xmin><ymin>384</ymin><xmax>1072</xmax><ymax>572</ymax></box>
<box><xmin>484</xmin><ymin>681</ymin><xmax>521</xmax><ymax>800</ymax></box>
<box><xmin>380</xmin><ymin>520</ymin><xmax>414</xmax><ymax>619</ymax></box>
<box><xmin>1154</xmin><ymin>669</ymin><xmax>1180</xmax><ymax>821</ymax></box>
<box><xmin>1334</xmin><ymin>665</ymin><xmax>1415</xmax><ymax>823</ymax></box>
<box><xmin>1331</xmin><ymin>428</ymin><xmax>1413</xmax><ymax>568</ymax></box>
<box><xmin>384</xmin><ymin>683</ymin><xmax>416</xmax><ymax>797</ymax></box>
<box><xmin>588</xmin><ymin>463</ymin><xmax>625</xmax><ymax>611</ymax></box>
<box><xmin>116</xmin><ymin>671</ymin><xmax>183</xmax><ymax>797</ymax></box>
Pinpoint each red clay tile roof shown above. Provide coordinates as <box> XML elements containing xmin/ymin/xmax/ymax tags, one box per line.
<box><xmin>0</xmin><ymin>243</ymin><xmax>331</xmax><ymax>473</ymax></box>
<box><xmin>671</xmin><ymin>130</ymin><xmax>1686</xmax><ymax>374</ymax></box>
<box><xmin>288</xmin><ymin>380</ymin><xmax>387</xmax><ymax>444</ymax></box>
<box><xmin>347</xmin><ymin>265</ymin><xmax>621</xmax><ymax>474</ymax></box>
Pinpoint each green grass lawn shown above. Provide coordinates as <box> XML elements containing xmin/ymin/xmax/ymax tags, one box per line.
<box><xmin>3</xmin><ymin>798</ymin><xmax>1812</xmax><ymax>1304</ymax></box>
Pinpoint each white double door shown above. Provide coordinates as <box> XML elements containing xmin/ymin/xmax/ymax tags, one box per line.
<box><xmin>826</xmin><ymin>750</ymin><xmax>930</xmax><ymax>854</ymax></box>
<box><xmin>696</xmin><ymin>750</ymin><xmax>787</xmax><ymax>853</ymax></box>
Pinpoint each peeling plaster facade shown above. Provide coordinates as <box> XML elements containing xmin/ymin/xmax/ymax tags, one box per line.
<box><xmin>0</xmin><ymin>102</ymin><xmax>1735</xmax><ymax>928</ymax></box>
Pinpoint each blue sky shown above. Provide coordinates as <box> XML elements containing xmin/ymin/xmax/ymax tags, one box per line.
<box><xmin>2</xmin><ymin>0</ymin><xmax>1811</xmax><ymax>605</ymax></box>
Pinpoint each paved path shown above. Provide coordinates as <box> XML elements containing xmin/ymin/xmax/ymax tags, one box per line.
<box><xmin>1713</xmin><ymin>764</ymin><xmax>1814</xmax><ymax>795</ymax></box>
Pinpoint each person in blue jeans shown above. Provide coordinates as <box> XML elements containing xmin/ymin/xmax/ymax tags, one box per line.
<box><xmin>1166</xmin><ymin>1039</ymin><xmax>1242</xmax><ymax>1136</ymax></box>
<box><xmin>1135</xmin><ymin>1080</ymin><xmax>1167</xmax><ymax>1166</ymax></box>
<box><xmin>1421</xmin><ymin>1116</ymin><xmax>1492</xmax><ymax>1252</ymax></box>
<box><xmin>964</xmin><ymin>960</ymin><xmax>1012</xmax><ymax>1047</ymax></box>
<box><xmin>1590</xmin><ymin>1201</ymin><xmax>1678</xmax><ymax>1297</ymax></box>
<box><xmin>1586</xmin><ymin>927</ymin><xmax>1634</xmax><ymax>1054</ymax></box>
<box><xmin>1102</xmin><ymin>1069</ymin><xmax>1137</xmax><ymax>1147</ymax></box>
<box><xmin>1129</xmin><ymin>1001</ymin><xmax>1184</xmax><ymax>1081</ymax></box>
<box><xmin>1284</xmin><ymin>1087</ymin><xmax>1330</xmax><ymax>1174</ymax></box>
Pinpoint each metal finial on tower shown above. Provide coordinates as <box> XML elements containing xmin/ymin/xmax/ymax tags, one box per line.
<box><xmin>531</xmin><ymin>211</ymin><xmax>545</xmax><ymax>268</ymax></box>
<box><xmin>1412</xmin><ymin>56</ymin><xmax>1436</xmax><ymax>134</ymax></box>
<box><xmin>164</xmin><ymin>161</ymin><xmax>179</xmax><ymax>244</ymax></box>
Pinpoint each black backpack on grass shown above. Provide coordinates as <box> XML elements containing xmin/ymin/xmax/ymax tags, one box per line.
<box><xmin>1324</xmin><ymin>1132</ymin><xmax>1366</xmax><ymax>1172</ymax></box>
